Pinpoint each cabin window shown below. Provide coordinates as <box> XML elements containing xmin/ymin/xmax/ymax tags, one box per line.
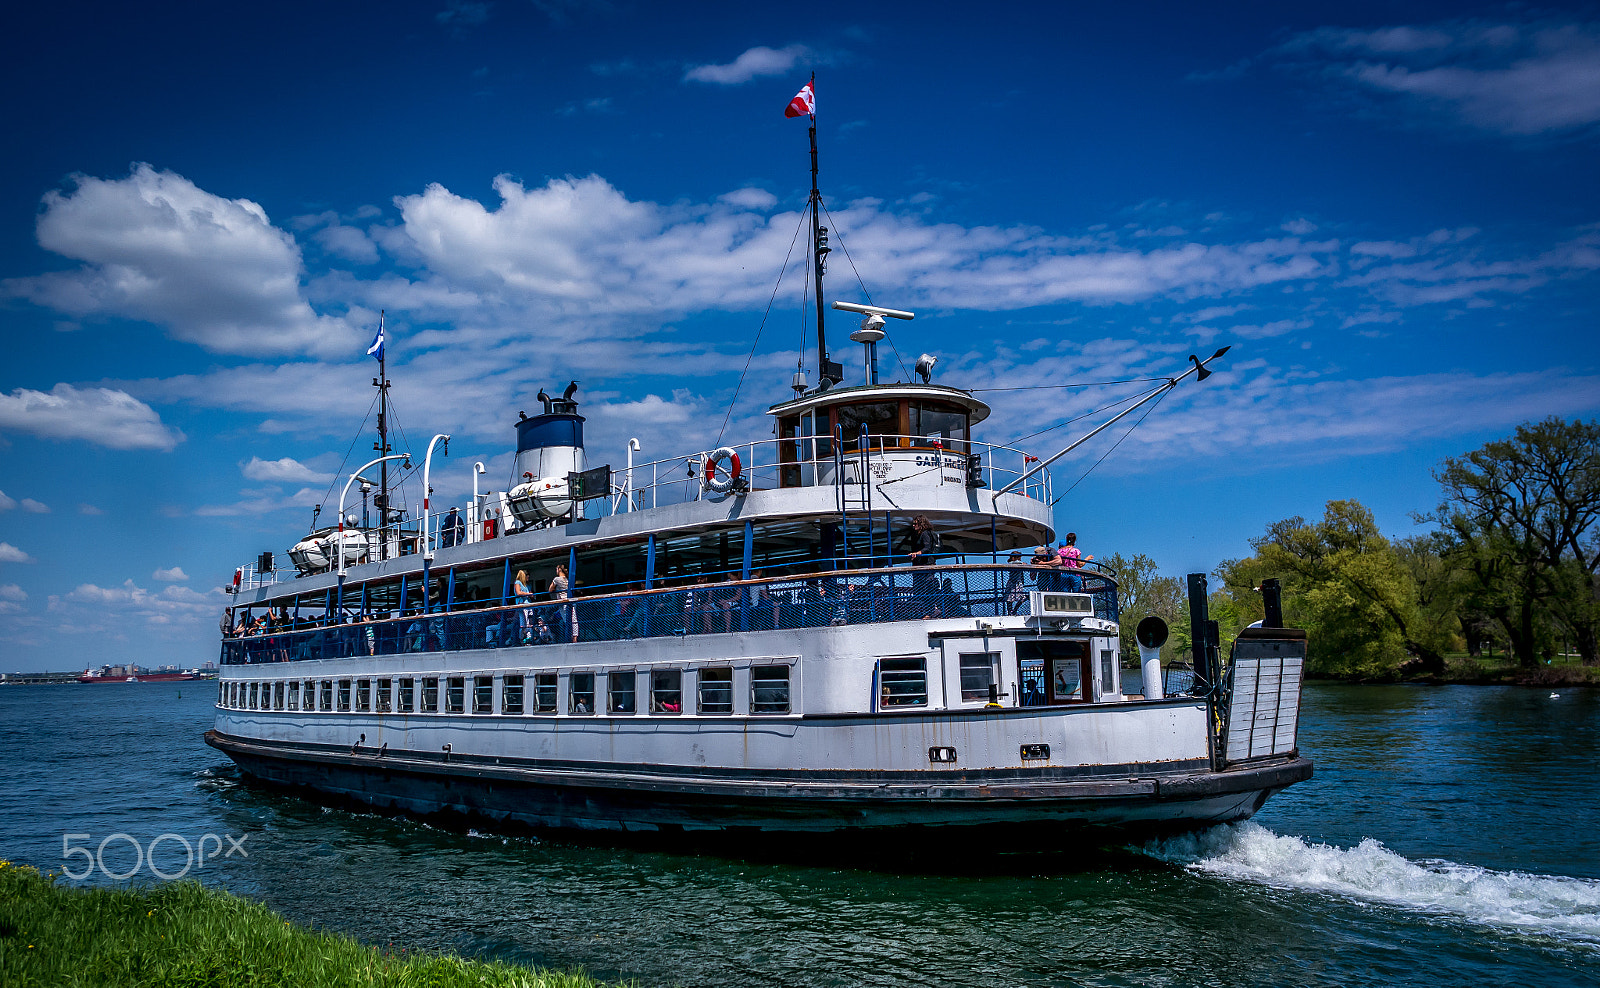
<box><xmin>502</xmin><ymin>674</ymin><xmax>524</xmax><ymax>715</ymax></box>
<box><xmin>287</xmin><ymin>681</ymin><xmax>299</xmax><ymax>710</ymax></box>
<box><xmin>698</xmin><ymin>667</ymin><xmax>733</xmax><ymax>714</ymax></box>
<box><xmin>398</xmin><ymin>677</ymin><xmax>415</xmax><ymax>713</ymax></box>
<box><xmin>751</xmin><ymin>665</ymin><xmax>791</xmax><ymax>714</ymax></box>
<box><xmin>421</xmin><ymin>677</ymin><xmax>439</xmax><ymax>713</ymax></box>
<box><xmin>778</xmin><ymin>416</ymin><xmax>802</xmax><ymax>487</ymax></box>
<box><xmin>608</xmin><ymin>671</ymin><xmax>637</xmax><ymax>714</ymax></box>
<box><xmin>304</xmin><ymin>681</ymin><xmax>315</xmax><ymax>710</ymax></box>
<box><xmin>909</xmin><ymin>403</ymin><xmax>970</xmax><ymax>453</ymax></box>
<box><xmin>803</xmin><ymin>411</ymin><xmax>832</xmax><ymax>461</ymax></box>
<box><xmin>838</xmin><ymin>402</ymin><xmax>899</xmax><ymax>451</ymax></box>
<box><xmin>377</xmin><ymin>678</ymin><xmax>392</xmax><ymax>713</ymax></box>
<box><xmin>1100</xmin><ymin>649</ymin><xmax>1117</xmax><ymax>697</ymax></box>
<box><xmin>356</xmin><ymin>679</ymin><xmax>371</xmax><ymax>712</ymax></box>
<box><xmin>570</xmin><ymin>672</ymin><xmax>595</xmax><ymax>714</ymax></box>
<box><xmin>446</xmin><ymin>677</ymin><xmax>465</xmax><ymax>714</ymax></box>
<box><xmin>227</xmin><ymin>683</ymin><xmax>237</xmax><ymax>707</ymax></box>
<box><xmin>879</xmin><ymin>657</ymin><xmax>928</xmax><ymax>708</ymax></box>
<box><xmin>320</xmin><ymin>680</ymin><xmax>333</xmax><ymax>711</ymax></box>
<box><xmin>474</xmin><ymin>675</ymin><xmax>494</xmax><ymax>714</ymax></box>
<box><xmin>338</xmin><ymin>679</ymin><xmax>352</xmax><ymax>711</ymax></box>
<box><xmin>651</xmin><ymin>670</ymin><xmax>682</xmax><ymax>714</ymax></box>
<box><xmin>533</xmin><ymin>673</ymin><xmax>558</xmax><ymax>713</ymax></box>
<box><xmin>959</xmin><ymin>652</ymin><xmax>1000</xmax><ymax>703</ymax></box>
<box><xmin>248</xmin><ymin>683</ymin><xmax>258</xmax><ymax>709</ymax></box>
<box><xmin>275</xmin><ymin>682</ymin><xmax>285</xmax><ymax>710</ymax></box>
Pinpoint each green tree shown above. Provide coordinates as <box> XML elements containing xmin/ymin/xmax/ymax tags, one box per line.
<box><xmin>1426</xmin><ymin>417</ymin><xmax>1600</xmax><ymax>666</ymax></box>
<box><xmin>1102</xmin><ymin>552</ymin><xmax>1185</xmax><ymax>663</ymax></box>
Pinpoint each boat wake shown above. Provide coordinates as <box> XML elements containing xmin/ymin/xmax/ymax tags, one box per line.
<box><xmin>1142</xmin><ymin>822</ymin><xmax>1600</xmax><ymax>946</ymax></box>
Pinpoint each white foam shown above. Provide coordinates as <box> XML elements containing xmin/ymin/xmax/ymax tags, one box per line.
<box><xmin>1143</xmin><ymin>823</ymin><xmax>1600</xmax><ymax>946</ymax></box>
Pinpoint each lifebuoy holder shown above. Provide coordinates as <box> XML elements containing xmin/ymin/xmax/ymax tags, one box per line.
<box><xmin>703</xmin><ymin>447</ymin><xmax>743</xmax><ymax>494</ymax></box>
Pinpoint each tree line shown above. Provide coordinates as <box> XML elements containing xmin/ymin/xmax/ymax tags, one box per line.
<box><xmin>1107</xmin><ymin>417</ymin><xmax>1600</xmax><ymax>678</ymax></box>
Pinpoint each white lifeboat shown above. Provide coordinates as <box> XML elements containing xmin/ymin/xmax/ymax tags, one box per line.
<box><xmin>287</xmin><ymin>527</ymin><xmax>368</xmax><ymax>574</ymax></box>
<box><xmin>507</xmin><ymin>473</ymin><xmax>574</xmax><ymax>523</ymax></box>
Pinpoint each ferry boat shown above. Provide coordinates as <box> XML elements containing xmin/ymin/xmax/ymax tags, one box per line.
<box><xmin>205</xmin><ymin>93</ymin><xmax>1311</xmax><ymax>838</ymax></box>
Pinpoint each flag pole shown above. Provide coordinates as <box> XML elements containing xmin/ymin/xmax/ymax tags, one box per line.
<box><xmin>374</xmin><ymin>310</ymin><xmax>390</xmax><ymax>559</ymax></box>
<box><xmin>807</xmin><ymin>73</ymin><xmax>829</xmax><ymax>386</ymax></box>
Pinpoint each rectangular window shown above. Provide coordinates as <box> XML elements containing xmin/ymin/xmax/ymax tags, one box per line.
<box><xmin>570</xmin><ymin>672</ymin><xmax>595</xmax><ymax>714</ymax></box>
<box><xmin>698</xmin><ymin>668</ymin><xmax>733</xmax><ymax>714</ymax></box>
<box><xmin>228</xmin><ymin>683</ymin><xmax>237</xmax><ymax>707</ymax></box>
<box><xmin>1100</xmin><ymin>649</ymin><xmax>1116</xmax><ymax>697</ymax></box>
<box><xmin>398</xmin><ymin>677</ymin><xmax>414</xmax><ymax>713</ymax></box>
<box><xmin>879</xmin><ymin>657</ymin><xmax>928</xmax><ymax>708</ymax></box>
<box><xmin>248</xmin><ymin>682</ymin><xmax>258</xmax><ymax>709</ymax></box>
<box><xmin>377</xmin><ymin>678</ymin><xmax>392</xmax><ymax>713</ymax></box>
<box><xmin>959</xmin><ymin>652</ymin><xmax>1000</xmax><ymax>703</ymax></box>
<box><xmin>287</xmin><ymin>681</ymin><xmax>299</xmax><ymax>711</ymax></box>
<box><xmin>356</xmin><ymin>679</ymin><xmax>371</xmax><ymax>712</ymax></box>
<box><xmin>338</xmin><ymin>679</ymin><xmax>351</xmax><ymax>712</ymax></box>
<box><xmin>608</xmin><ymin>671</ymin><xmax>636</xmax><ymax>714</ymax></box>
<box><xmin>305</xmin><ymin>681</ymin><xmax>316</xmax><ymax>711</ymax></box>
<box><xmin>651</xmin><ymin>669</ymin><xmax>682</xmax><ymax>714</ymax></box>
<box><xmin>218</xmin><ymin>682</ymin><xmax>225</xmax><ymax>707</ymax></box>
<box><xmin>533</xmin><ymin>673</ymin><xmax>557</xmax><ymax>713</ymax></box>
<box><xmin>502</xmin><ymin>674</ymin><xmax>524</xmax><ymax>715</ymax></box>
<box><xmin>422</xmin><ymin>677</ymin><xmax>439</xmax><ymax>713</ymax></box>
<box><xmin>275</xmin><ymin>682</ymin><xmax>285</xmax><ymax>710</ymax></box>
<box><xmin>320</xmin><ymin>680</ymin><xmax>333</xmax><ymax>711</ymax></box>
<box><xmin>446</xmin><ymin>676</ymin><xmax>465</xmax><ymax>714</ymax></box>
<box><xmin>751</xmin><ymin>665</ymin><xmax>791</xmax><ymax>714</ymax></box>
<box><xmin>474</xmin><ymin>675</ymin><xmax>494</xmax><ymax>714</ymax></box>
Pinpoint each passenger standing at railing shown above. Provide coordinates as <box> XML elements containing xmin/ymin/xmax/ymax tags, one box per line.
<box><xmin>1032</xmin><ymin>544</ymin><xmax>1061</xmax><ymax>590</ymax></box>
<box><xmin>514</xmin><ymin>569</ymin><xmax>533</xmax><ymax>644</ymax></box>
<box><xmin>904</xmin><ymin>515</ymin><xmax>941</xmax><ymax>618</ymax></box>
<box><xmin>1003</xmin><ymin>553</ymin><xmax>1028</xmax><ymax>614</ymax></box>
<box><xmin>441</xmin><ymin>507</ymin><xmax>464</xmax><ymax>548</ymax></box>
<box><xmin>1058</xmin><ymin>533</ymin><xmax>1093</xmax><ymax>591</ymax></box>
<box><xmin>549</xmin><ymin>564</ymin><xmax>574</xmax><ymax>642</ymax></box>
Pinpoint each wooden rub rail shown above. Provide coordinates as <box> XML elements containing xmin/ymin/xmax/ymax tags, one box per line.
<box><xmin>221</xmin><ymin>565</ymin><xmax>1118</xmax><ymax>665</ymax></box>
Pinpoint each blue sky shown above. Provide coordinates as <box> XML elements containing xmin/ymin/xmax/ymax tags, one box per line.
<box><xmin>1</xmin><ymin>1</ymin><xmax>1598</xmax><ymax>671</ymax></box>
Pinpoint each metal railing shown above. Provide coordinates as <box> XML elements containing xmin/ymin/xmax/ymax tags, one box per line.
<box><xmin>219</xmin><ymin>564</ymin><xmax>1117</xmax><ymax>665</ymax></box>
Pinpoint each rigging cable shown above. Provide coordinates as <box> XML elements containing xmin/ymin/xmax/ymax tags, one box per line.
<box><xmin>973</xmin><ymin>376</ymin><xmax>1170</xmax><ymax>393</ymax></box>
<box><xmin>1050</xmin><ymin>386</ymin><xmax>1173</xmax><ymax>506</ymax></box>
<box><xmin>715</xmin><ymin>206</ymin><xmax>812</xmax><ymax>447</ymax></box>
<box><xmin>313</xmin><ymin>388</ymin><xmax>384</xmax><ymax>520</ymax></box>
<box><xmin>1003</xmin><ymin>384</ymin><xmax>1166</xmax><ymax>448</ymax></box>
<box><xmin>820</xmin><ymin>200</ymin><xmax>914</xmax><ymax>383</ymax></box>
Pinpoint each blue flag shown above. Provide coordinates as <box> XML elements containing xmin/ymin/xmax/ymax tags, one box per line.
<box><xmin>366</xmin><ymin>316</ymin><xmax>385</xmax><ymax>362</ymax></box>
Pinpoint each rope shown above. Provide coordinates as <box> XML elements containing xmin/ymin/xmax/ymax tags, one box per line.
<box><xmin>1051</xmin><ymin>386</ymin><xmax>1172</xmax><ymax>506</ymax></box>
<box><xmin>715</xmin><ymin>206</ymin><xmax>811</xmax><ymax>446</ymax></box>
<box><xmin>820</xmin><ymin>200</ymin><xmax>913</xmax><ymax>382</ymax></box>
<box><xmin>1003</xmin><ymin>384</ymin><xmax>1165</xmax><ymax>448</ymax></box>
<box><xmin>973</xmin><ymin>376</ymin><xmax>1169</xmax><ymax>393</ymax></box>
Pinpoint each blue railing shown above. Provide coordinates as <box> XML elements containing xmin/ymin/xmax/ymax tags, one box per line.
<box><xmin>220</xmin><ymin>564</ymin><xmax>1117</xmax><ymax>665</ymax></box>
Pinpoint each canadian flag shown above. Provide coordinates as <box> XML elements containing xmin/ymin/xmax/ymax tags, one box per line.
<box><xmin>785</xmin><ymin>81</ymin><xmax>815</xmax><ymax>118</ymax></box>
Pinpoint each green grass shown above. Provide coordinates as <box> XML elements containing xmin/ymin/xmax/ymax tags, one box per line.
<box><xmin>1430</xmin><ymin>652</ymin><xmax>1600</xmax><ymax>686</ymax></box>
<box><xmin>0</xmin><ymin>860</ymin><xmax>626</xmax><ymax>988</ymax></box>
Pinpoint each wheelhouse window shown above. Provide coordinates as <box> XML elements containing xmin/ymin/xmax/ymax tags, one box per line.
<box><xmin>608</xmin><ymin>671</ymin><xmax>636</xmax><ymax>714</ymax></box>
<box><xmin>502</xmin><ymin>674</ymin><xmax>524</xmax><ymax>715</ymax></box>
<box><xmin>909</xmin><ymin>403</ymin><xmax>970</xmax><ymax>454</ymax></box>
<box><xmin>377</xmin><ymin>678</ymin><xmax>392</xmax><ymax>713</ymax></box>
<box><xmin>570</xmin><ymin>672</ymin><xmax>595</xmax><ymax>714</ymax></box>
<box><xmin>422</xmin><ymin>677</ymin><xmax>439</xmax><ymax>713</ymax></box>
<box><xmin>356</xmin><ymin>679</ymin><xmax>371</xmax><ymax>712</ymax></box>
<box><xmin>533</xmin><ymin>673</ymin><xmax>557</xmax><ymax>713</ymax></box>
<box><xmin>446</xmin><ymin>676</ymin><xmax>465</xmax><ymax>714</ymax></box>
<box><xmin>751</xmin><ymin>665</ymin><xmax>791</xmax><ymax>714</ymax></box>
<box><xmin>698</xmin><ymin>667</ymin><xmax>733</xmax><ymax>714</ymax></box>
<box><xmin>959</xmin><ymin>652</ymin><xmax>1000</xmax><ymax>703</ymax></box>
<box><xmin>651</xmin><ymin>670</ymin><xmax>682</xmax><ymax>713</ymax></box>
<box><xmin>338</xmin><ymin>679</ymin><xmax>351</xmax><ymax>711</ymax></box>
<box><xmin>398</xmin><ymin>677</ymin><xmax>414</xmax><ymax>713</ymax></box>
<box><xmin>879</xmin><ymin>657</ymin><xmax>928</xmax><ymax>708</ymax></box>
<box><xmin>837</xmin><ymin>402</ymin><xmax>899</xmax><ymax>451</ymax></box>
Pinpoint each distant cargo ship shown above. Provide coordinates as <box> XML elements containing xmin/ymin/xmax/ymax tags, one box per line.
<box><xmin>79</xmin><ymin>665</ymin><xmax>206</xmax><ymax>684</ymax></box>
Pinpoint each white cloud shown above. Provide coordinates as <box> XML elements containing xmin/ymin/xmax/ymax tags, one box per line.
<box><xmin>153</xmin><ymin>566</ymin><xmax>189</xmax><ymax>582</ymax></box>
<box><xmin>0</xmin><ymin>543</ymin><xmax>35</xmax><ymax>564</ymax></box>
<box><xmin>0</xmin><ymin>584</ymin><xmax>25</xmax><ymax>602</ymax></box>
<box><xmin>0</xmin><ymin>491</ymin><xmax>14</xmax><ymax>511</ymax></box>
<box><xmin>48</xmin><ymin>579</ymin><xmax>224</xmax><ymax>637</ymax></box>
<box><xmin>20</xmin><ymin>498</ymin><xmax>49</xmax><ymax>514</ymax></box>
<box><xmin>684</xmin><ymin>45</ymin><xmax>809</xmax><ymax>85</ymax></box>
<box><xmin>241</xmin><ymin>455</ymin><xmax>333</xmax><ymax>484</ymax></box>
<box><xmin>1279</xmin><ymin>19</ymin><xmax>1600</xmax><ymax>135</ymax></box>
<box><xmin>78</xmin><ymin>503</ymin><xmax>104</xmax><ymax>515</ymax></box>
<box><xmin>2</xmin><ymin>164</ymin><xmax>360</xmax><ymax>356</ymax></box>
<box><xmin>0</xmin><ymin>383</ymin><xmax>183</xmax><ymax>451</ymax></box>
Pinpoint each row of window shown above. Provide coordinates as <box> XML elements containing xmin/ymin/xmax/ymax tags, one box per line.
<box><xmin>218</xmin><ymin>665</ymin><xmax>792</xmax><ymax>717</ymax></box>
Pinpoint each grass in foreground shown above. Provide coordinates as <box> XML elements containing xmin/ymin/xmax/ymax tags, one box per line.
<box><xmin>0</xmin><ymin>860</ymin><xmax>624</xmax><ymax>988</ymax></box>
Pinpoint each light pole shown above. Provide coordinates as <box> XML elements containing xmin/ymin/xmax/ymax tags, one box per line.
<box><xmin>421</xmin><ymin>434</ymin><xmax>451</xmax><ymax>562</ymax></box>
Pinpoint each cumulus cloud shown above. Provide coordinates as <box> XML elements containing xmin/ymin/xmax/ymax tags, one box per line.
<box><xmin>685</xmin><ymin>45</ymin><xmax>809</xmax><ymax>85</ymax></box>
<box><xmin>0</xmin><ymin>491</ymin><xmax>13</xmax><ymax>511</ymax></box>
<box><xmin>0</xmin><ymin>543</ymin><xmax>35</xmax><ymax>564</ymax></box>
<box><xmin>0</xmin><ymin>584</ymin><xmax>26</xmax><ymax>601</ymax></box>
<box><xmin>153</xmin><ymin>567</ymin><xmax>189</xmax><ymax>582</ymax></box>
<box><xmin>20</xmin><ymin>498</ymin><xmax>49</xmax><ymax>513</ymax></box>
<box><xmin>78</xmin><ymin>503</ymin><xmax>104</xmax><ymax>515</ymax></box>
<box><xmin>1277</xmin><ymin>19</ymin><xmax>1600</xmax><ymax>135</ymax></box>
<box><xmin>2</xmin><ymin>164</ymin><xmax>360</xmax><ymax>356</ymax></box>
<box><xmin>241</xmin><ymin>455</ymin><xmax>333</xmax><ymax>484</ymax></box>
<box><xmin>0</xmin><ymin>383</ymin><xmax>183</xmax><ymax>451</ymax></box>
<box><xmin>48</xmin><ymin>579</ymin><xmax>223</xmax><ymax>637</ymax></box>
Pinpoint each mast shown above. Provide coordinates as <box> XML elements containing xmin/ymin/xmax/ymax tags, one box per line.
<box><xmin>807</xmin><ymin>73</ymin><xmax>834</xmax><ymax>387</ymax></box>
<box><xmin>372</xmin><ymin>310</ymin><xmax>391</xmax><ymax>558</ymax></box>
